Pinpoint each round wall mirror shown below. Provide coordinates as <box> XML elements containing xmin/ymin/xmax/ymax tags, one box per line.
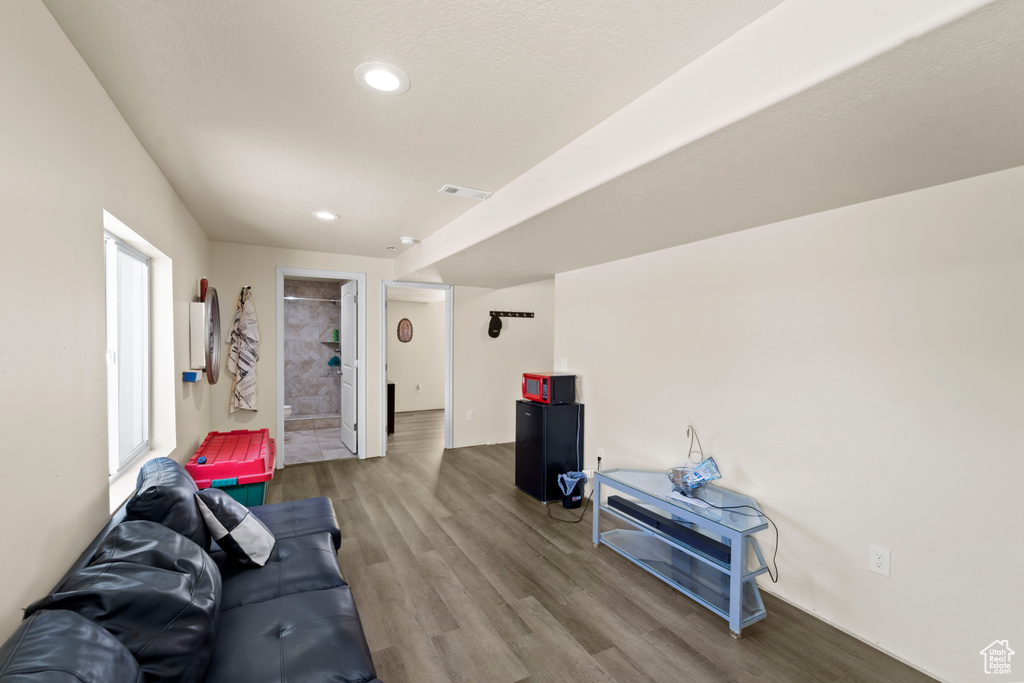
<box><xmin>397</xmin><ymin>317</ymin><xmax>413</xmax><ymax>343</ymax></box>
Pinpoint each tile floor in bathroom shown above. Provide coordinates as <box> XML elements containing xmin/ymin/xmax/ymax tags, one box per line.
<box><xmin>282</xmin><ymin>428</ymin><xmax>355</xmax><ymax>465</ymax></box>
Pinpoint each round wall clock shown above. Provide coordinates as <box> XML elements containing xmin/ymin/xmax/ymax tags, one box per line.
<box><xmin>397</xmin><ymin>317</ymin><xmax>413</xmax><ymax>343</ymax></box>
<box><xmin>204</xmin><ymin>286</ymin><xmax>221</xmax><ymax>384</ymax></box>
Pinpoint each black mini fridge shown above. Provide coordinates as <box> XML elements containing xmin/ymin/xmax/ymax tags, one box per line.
<box><xmin>515</xmin><ymin>400</ymin><xmax>584</xmax><ymax>503</ymax></box>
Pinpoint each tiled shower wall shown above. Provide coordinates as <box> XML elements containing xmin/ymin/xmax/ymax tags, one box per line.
<box><xmin>283</xmin><ymin>280</ymin><xmax>342</xmax><ymax>417</ymax></box>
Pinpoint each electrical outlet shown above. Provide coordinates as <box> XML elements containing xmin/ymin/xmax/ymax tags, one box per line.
<box><xmin>561</xmin><ymin>358</ymin><xmax>568</xmax><ymax>371</ymax></box>
<box><xmin>466</xmin><ymin>410</ymin><xmax>474</xmax><ymax>421</ymax></box>
<box><xmin>869</xmin><ymin>544</ymin><xmax>891</xmax><ymax>577</ymax></box>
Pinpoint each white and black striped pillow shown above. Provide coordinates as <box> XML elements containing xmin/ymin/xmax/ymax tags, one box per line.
<box><xmin>195</xmin><ymin>488</ymin><xmax>276</xmax><ymax>567</ymax></box>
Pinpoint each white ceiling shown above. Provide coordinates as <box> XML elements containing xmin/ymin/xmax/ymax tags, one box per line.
<box><xmin>42</xmin><ymin>0</ymin><xmax>1024</xmax><ymax>289</ymax></box>
<box><xmin>40</xmin><ymin>0</ymin><xmax>780</xmax><ymax>250</ymax></box>
<box><xmin>400</xmin><ymin>0</ymin><xmax>1024</xmax><ymax>287</ymax></box>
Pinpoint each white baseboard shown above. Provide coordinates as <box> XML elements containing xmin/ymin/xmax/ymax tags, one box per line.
<box><xmin>758</xmin><ymin>586</ymin><xmax>949</xmax><ymax>683</ymax></box>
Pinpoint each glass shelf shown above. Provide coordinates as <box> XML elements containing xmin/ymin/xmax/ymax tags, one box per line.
<box><xmin>599</xmin><ymin>503</ymin><xmax>767</xmax><ymax>580</ymax></box>
<box><xmin>601</xmin><ymin>528</ymin><xmax>766</xmax><ymax>627</ymax></box>
<box><xmin>593</xmin><ymin>470</ymin><xmax>769</xmax><ymax>636</ymax></box>
<box><xmin>598</xmin><ymin>469</ymin><xmax>767</xmax><ymax>532</ymax></box>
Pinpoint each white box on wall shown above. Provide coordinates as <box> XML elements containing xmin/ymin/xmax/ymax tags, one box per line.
<box><xmin>189</xmin><ymin>301</ymin><xmax>206</xmax><ymax>370</ymax></box>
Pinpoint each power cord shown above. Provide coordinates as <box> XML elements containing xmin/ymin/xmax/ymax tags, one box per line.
<box><xmin>685</xmin><ymin>425</ymin><xmax>705</xmax><ymax>464</ymax></box>
<box><xmin>546</xmin><ymin>456</ymin><xmax>601</xmax><ymax>524</ymax></box>
<box><xmin>684</xmin><ymin>494</ymin><xmax>780</xmax><ymax>583</ymax></box>
<box><xmin>545</xmin><ymin>489</ymin><xmax>593</xmax><ymax>524</ymax></box>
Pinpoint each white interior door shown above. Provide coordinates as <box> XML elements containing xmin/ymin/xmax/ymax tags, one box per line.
<box><xmin>340</xmin><ymin>280</ymin><xmax>358</xmax><ymax>453</ymax></box>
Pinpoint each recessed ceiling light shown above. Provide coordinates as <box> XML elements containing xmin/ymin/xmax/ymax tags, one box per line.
<box><xmin>313</xmin><ymin>211</ymin><xmax>338</xmax><ymax>221</ymax></box>
<box><xmin>399</xmin><ymin>236</ymin><xmax>416</xmax><ymax>246</ymax></box>
<box><xmin>354</xmin><ymin>62</ymin><xmax>410</xmax><ymax>95</ymax></box>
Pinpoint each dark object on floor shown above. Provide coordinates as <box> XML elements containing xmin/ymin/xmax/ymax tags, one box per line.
<box><xmin>0</xmin><ymin>457</ymin><xmax>381</xmax><ymax>683</ymax></box>
<box><xmin>387</xmin><ymin>381</ymin><xmax>395</xmax><ymax>434</ymax></box>
<box><xmin>515</xmin><ymin>400</ymin><xmax>584</xmax><ymax>502</ymax></box>
<box><xmin>562</xmin><ymin>483</ymin><xmax>583</xmax><ymax>508</ymax></box>
<box><xmin>559</xmin><ymin>471</ymin><xmax>587</xmax><ymax>508</ymax></box>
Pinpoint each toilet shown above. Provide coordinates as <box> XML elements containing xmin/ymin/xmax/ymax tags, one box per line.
<box><xmin>283</xmin><ymin>404</ymin><xmax>293</xmax><ymax>418</ymax></box>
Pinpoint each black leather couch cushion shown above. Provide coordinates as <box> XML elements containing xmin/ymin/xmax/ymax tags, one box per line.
<box><xmin>0</xmin><ymin>610</ymin><xmax>142</xmax><ymax>683</ymax></box>
<box><xmin>24</xmin><ymin>521</ymin><xmax>221</xmax><ymax>683</ymax></box>
<box><xmin>126</xmin><ymin>457</ymin><xmax>211</xmax><ymax>551</ymax></box>
<box><xmin>205</xmin><ymin>586</ymin><xmax>379</xmax><ymax>683</ymax></box>
<box><xmin>250</xmin><ymin>497</ymin><xmax>341</xmax><ymax>550</ymax></box>
<box><xmin>214</xmin><ymin>532</ymin><xmax>345</xmax><ymax>610</ymax></box>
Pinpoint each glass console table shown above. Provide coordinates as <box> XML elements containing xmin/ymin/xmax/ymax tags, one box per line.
<box><xmin>592</xmin><ymin>469</ymin><xmax>769</xmax><ymax>636</ymax></box>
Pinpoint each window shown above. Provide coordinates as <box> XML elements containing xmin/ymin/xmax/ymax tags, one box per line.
<box><xmin>104</xmin><ymin>232</ymin><xmax>150</xmax><ymax>475</ymax></box>
<box><xmin>102</xmin><ymin>210</ymin><xmax>175</xmax><ymax>510</ymax></box>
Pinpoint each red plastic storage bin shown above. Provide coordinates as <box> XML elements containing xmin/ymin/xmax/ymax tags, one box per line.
<box><xmin>186</xmin><ymin>429</ymin><xmax>276</xmax><ymax>506</ymax></box>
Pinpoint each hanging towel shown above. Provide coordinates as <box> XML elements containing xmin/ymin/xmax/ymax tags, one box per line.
<box><xmin>227</xmin><ymin>287</ymin><xmax>259</xmax><ymax>412</ymax></box>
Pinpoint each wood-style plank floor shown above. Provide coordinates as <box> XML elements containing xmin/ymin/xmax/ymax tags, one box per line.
<box><xmin>266</xmin><ymin>410</ymin><xmax>935</xmax><ymax>683</ymax></box>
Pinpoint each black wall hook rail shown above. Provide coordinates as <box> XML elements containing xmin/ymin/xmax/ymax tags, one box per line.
<box><xmin>489</xmin><ymin>310</ymin><xmax>534</xmax><ymax>318</ymax></box>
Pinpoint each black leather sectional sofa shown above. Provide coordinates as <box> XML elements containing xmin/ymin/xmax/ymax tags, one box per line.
<box><xmin>0</xmin><ymin>457</ymin><xmax>381</xmax><ymax>683</ymax></box>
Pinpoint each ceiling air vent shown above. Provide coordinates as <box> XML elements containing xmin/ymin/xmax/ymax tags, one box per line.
<box><xmin>439</xmin><ymin>184</ymin><xmax>491</xmax><ymax>201</ymax></box>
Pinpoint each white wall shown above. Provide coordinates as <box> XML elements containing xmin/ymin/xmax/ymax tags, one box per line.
<box><xmin>387</xmin><ymin>300</ymin><xmax>445</xmax><ymax>412</ymax></box>
<box><xmin>453</xmin><ymin>280</ymin><xmax>555</xmax><ymax>447</ymax></box>
<box><xmin>0</xmin><ymin>0</ymin><xmax>212</xmax><ymax>638</ymax></box>
<box><xmin>554</xmin><ymin>165</ymin><xmax>1024</xmax><ymax>683</ymax></box>
<box><xmin>208</xmin><ymin>242</ymin><xmax>393</xmax><ymax>457</ymax></box>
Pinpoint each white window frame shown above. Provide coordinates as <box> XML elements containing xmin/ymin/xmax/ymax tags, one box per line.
<box><xmin>104</xmin><ymin>232</ymin><xmax>150</xmax><ymax>476</ymax></box>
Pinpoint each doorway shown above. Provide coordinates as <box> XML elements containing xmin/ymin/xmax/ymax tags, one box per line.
<box><xmin>276</xmin><ymin>268</ymin><xmax>367</xmax><ymax>467</ymax></box>
<box><xmin>380</xmin><ymin>281</ymin><xmax>453</xmax><ymax>454</ymax></box>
